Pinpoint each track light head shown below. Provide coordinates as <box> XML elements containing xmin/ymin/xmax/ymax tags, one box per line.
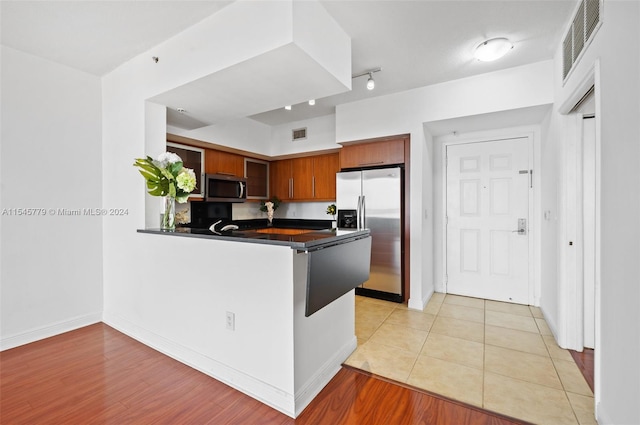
<box><xmin>352</xmin><ymin>67</ymin><xmax>381</xmax><ymax>91</ymax></box>
<box><xmin>366</xmin><ymin>73</ymin><xmax>375</xmax><ymax>90</ymax></box>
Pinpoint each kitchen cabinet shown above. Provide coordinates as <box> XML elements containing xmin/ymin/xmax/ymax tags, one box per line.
<box><xmin>244</xmin><ymin>158</ymin><xmax>269</xmax><ymax>199</ymax></box>
<box><xmin>166</xmin><ymin>142</ymin><xmax>204</xmax><ymax>198</ymax></box>
<box><xmin>270</xmin><ymin>153</ymin><xmax>338</xmax><ymax>201</ymax></box>
<box><xmin>205</xmin><ymin>149</ymin><xmax>244</xmax><ymax>178</ymax></box>
<box><xmin>339</xmin><ymin>138</ymin><xmax>405</xmax><ymax>169</ymax></box>
<box><xmin>312</xmin><ymin>153</ymin><xmax>339</xmax><ymax>200</ymax></box>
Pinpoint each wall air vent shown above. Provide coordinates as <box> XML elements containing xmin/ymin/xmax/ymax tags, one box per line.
<box><xmin>292</xmin><ymin>127</ymin><xmax>307</xmax><ymax>141</ymax></box>
<box><xmin>563</xmin><ymin>0</ymin><xmax>601</xmax><ymax>80</ymax></box>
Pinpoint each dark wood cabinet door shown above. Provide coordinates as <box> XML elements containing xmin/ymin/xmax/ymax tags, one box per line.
<box><xmin>205</xmin><ymin>149</ymin><xmax>244</xmax><ymax>177</ymax></box>
<box><xmin>270</xmin><ymin>159</ymin><xmax>292</xmax><ymax>200</ymax></box>
<box><xmin>312</xmin><ymin>153</ymin><xmax>339</xmax><ymax>200</ymax></box>
<box><xmin>245</xmin><ymin>159</ymin><xmax>268</xmax><ymax>199</ymax></box>
<box><xmin>291</xmin><ymin>157</ymin><xmax>314</xmax><ymax>200</ymax></box>
<box><xmin>340</xmin><ymin>138</ymin><xmax>405</xmax><ymax>169</ymax></box>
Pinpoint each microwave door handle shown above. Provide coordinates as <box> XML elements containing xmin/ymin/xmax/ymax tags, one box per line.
<box><xmin>238</xmin><ymin>181</ymin><xmax>245</xmax><ymax>199</ymax></box>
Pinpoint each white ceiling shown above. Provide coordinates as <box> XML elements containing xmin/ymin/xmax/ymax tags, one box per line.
<box><xmin>1</xmin><ymin>0</ymin><xmax>577</xmax><ymax>128</ymax></box>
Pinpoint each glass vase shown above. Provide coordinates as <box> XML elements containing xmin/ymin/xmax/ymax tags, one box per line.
<box><xmin>161</xmin><ymin>196</ymin><xmax>176</xmax><ymax>231</ymax></box>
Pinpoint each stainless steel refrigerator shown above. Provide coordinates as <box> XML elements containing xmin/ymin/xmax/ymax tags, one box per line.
<box><xmin>336</xmin><ymin>167</ymin><xmax>403</xmax><ymax>302</ymax></box>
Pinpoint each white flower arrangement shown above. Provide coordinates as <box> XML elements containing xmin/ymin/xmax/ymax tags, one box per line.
<box><xmin>133</xmin><ymin>152</ymin><xmax>197</xmax><ymax>203</ymax></box>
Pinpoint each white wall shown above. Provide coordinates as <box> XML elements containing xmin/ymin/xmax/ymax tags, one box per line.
<box><xmin>269</xmin><ymin>114</ymin><xmax>339</xmax><ymax>156</ymax></box>
<box><xmin>168</xmin><ymin>117</ymin><xmax>272</xmax><ymax>155</ymax></box>
<box><xmin>0</xmin><ymin>47</ymin><xmax>103</xmax><ymax>349</ymax></box>
<box><xmin>538</xmin><ymin>109</ymin><xmax>560</xmax><ymax>335</ymax></box>
<box><xmin>335</xmin><ymin>61</ymin><xmax>555</xmax><ymax>310</ymax></box>
<box><xmin>550</xmin><ymin>2</ymin><xmax>640</xmax><ymax>423</ymax></box>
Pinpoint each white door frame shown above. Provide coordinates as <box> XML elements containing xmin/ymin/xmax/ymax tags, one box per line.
<box><xmin>558</xmin><ymin>59</ymin><xmax>601</xmax><ymax>407</ymax></box>
<box><xmin>442</xmin><ymin>130</ymin><xmax>538</xmax><ymax>306</ymax></box>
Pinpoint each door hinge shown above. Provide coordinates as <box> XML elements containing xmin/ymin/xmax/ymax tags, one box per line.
<box><xmin>530</xmin><ymin>169</ymin><xmax>533</xmax><ymax>188</ymax></box>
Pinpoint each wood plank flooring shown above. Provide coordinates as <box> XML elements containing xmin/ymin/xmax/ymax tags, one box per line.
<box><xmin>1</xmin><ymin>323</ymin><xmax>530</xmax><ymax>424</ymax></box>
<box><xmin>569</xmin><ymin>348</ymin><xmax>595</xmax><ymax>392</ymax></box>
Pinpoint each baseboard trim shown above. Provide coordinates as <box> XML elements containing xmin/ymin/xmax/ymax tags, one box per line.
<box><xmin>0</xmin><ymin>312</ymin><xmax>102</xmax><ymax>351</ymax></box>
<box><xmin>103</xmin><ymin>312</ymin><xmax>297</xmax><ymax>417</ymax></box>
<box><xmin>294</xmin><ymin>336</ymin><xmax>357</xmax><ymax>417</ymax></box>
<box><xmin>408</xmin><ymin>287</ymin><xmax>434</xmax><ymax>311</ymax></box>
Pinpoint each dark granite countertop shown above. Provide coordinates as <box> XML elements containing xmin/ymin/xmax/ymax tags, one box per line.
<box><xmin>137</xmin><ymin>226</ymin><xmax>369</xmax><ymax>250</ymax></box>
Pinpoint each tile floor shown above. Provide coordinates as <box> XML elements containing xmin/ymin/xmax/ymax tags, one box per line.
<box><xmin>345</xmin><ymin>293</ymin><xmax>596</xmax><ymax>425</ymax></box>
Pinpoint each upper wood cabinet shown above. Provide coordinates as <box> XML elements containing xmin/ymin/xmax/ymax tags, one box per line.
<box><xmin>339</xmin><ymin>138</ymin><xmax>405</xmax><ymax>169</ymax></box>
<box><xmin>270</xmin><ymin>153</ymin><xmax>339</xmax><ymax>201</ymax></box>
<box><xmin>205</xmin><ymin>149</ymin><xmax>244</xmax><ymax>177</ymax></box>
<box><xmin>312</xmin><ymin>153</ymin><xmax>339</xmax><ymax>200</ymax></box>
<box><xmin>244</xmin><ymin>158</ymin><xmax>269</xmax><ymax>199</ymax></box>
<box><xmin>166</xmin><ymin>142</ymin><xmax>205</xmax><ymax>198</ymax></box>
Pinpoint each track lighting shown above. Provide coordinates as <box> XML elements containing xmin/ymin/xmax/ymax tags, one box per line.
<box><xmin>284</xmin><ymin>105</ymin><xmax>291</xmax><ymax>110</ymax></box>
<box><xmin>366</xmin><ymin>73</ymin><xmax>375</xmax><ymax>90</ymax></box>
<box><xmin>352</xmin><ymin>67</ymin><xmax>381</xmax><ymax>90</ymax></box>
<box><xmin>308</xmin><ymin>99</ymin><xmax>315</xmax><ymax>106</ymax></box>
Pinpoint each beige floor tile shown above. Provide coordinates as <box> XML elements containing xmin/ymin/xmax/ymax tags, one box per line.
<box><xmin>437</xmin><ymin>303</ymin><xmax>485</xmax><ymax>324</ymax></box>
<box><xmin>344</xmin><ymin>340</ymin><xmax>418</xmax><ymax>382</ymax></box>
<box><xmin>355</xmin><ymin>320</ymin><xmax>382</xmax><ymax>343</ymax></box>
<box><xmin>430</xmin><ymin>316</ymin><xmax>484</xmax><ymax>343</ymax></box>
<box><xmin>385</xmin><ymin>309</ymin><xmax>436</xmax><ymax>331</ymax></box>
<box><xmin>529</xmin><ymin>305</ymin><xmax>545</xmax><ymax>319</ymax></box>
<box><xmin>430</xmin><ymin>292</ymin><xmax>446</xmax><ymax>304</ymax></box>
<box><xmin>424</xmin><ymin>300</ymin><xmax>443</xmax><ymax>315</ymax></box>
<box><xmin>408</xmin><ymin>356</ymin><xmax>483</xmax><ymax>407</ymax></box>
<box><xmin>443</xmin><ymin>294</ymin><xmax>485</xmax><ymax>309</ymax></box>
<box><xmin>484</xmin><ymin>372</ymin><xmax>578</xmax><ymax>425</ymax></box>
<box><xmin>485</xmin><ymin>325</ymin><xmax>548</xmax><ymax>357</ymax></box>
<box><xmin>566</xmin><ymin>392</ymin><xmax>597</xmax><ymax>425</ymax></box>
<box><xmin>356</xmin><ymin>305</ymin><xmax>394</xmax><ymax>330</ymax></box>
<box><xmin>535</xmin><ymin>317</ymin><xmax>553</xmax><ymax>336</ymax></box>
<box><xmin>484</xmin><ymin>345</ymin><xmax>563</xmax><ymax>389</ymax></box>
<box><xmin>420</xmin><ymin>332</ymin><xmax>484</xmax><ymax>369</ymax></box>
<box><xmin>485</xmin><ymin>310</ymin><xmax>539</xmax><ymax>333</ymax></box>
<box><xmin>543</xmin><ymin>335</ymin><xmax>575</xmax><ymax>362</ymax></box>
<box><xmin>368</xmin><ymin>322</ymin><xmax>428</xmax><ymax>353</ymax></box>
<box><xmin>485</xmin><ymin>300</ymin><xmax>533</xmax><ymax>317</ymax></box>
<box><xmin>553</xmin><ymin>358</ymin><xmax>594</xmax><ymax>396</ymax></box>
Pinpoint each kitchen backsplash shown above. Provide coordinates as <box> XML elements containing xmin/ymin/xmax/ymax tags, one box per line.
<box><xmin>175</xmin><ymin>200</ymin><xmax>336</xmax><ymax>224</ymax></box>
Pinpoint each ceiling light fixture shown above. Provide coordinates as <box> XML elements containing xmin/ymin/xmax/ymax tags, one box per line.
<box><xmin>284</xmin><ymin>105</ymin><xmax>292</xmax><ymax>110</ymax></box>
<box><xmin>474</xmin><ymin>37</ymin><xmax>513</xmax><ymax>62</ymax></box>
<box><xmin>352</xmin><ymin>67</ymin><xmax>381</xmax><ymax>90</ymax></box>
<box><xmin>366</xmin><ymin>74</ymin><xmax>375</xmax><ymax>90</ymax></box>
<box><xmin>308</xmin><ymin>99</ymin><xmax>315</xmax><ymax>106</ymax></box>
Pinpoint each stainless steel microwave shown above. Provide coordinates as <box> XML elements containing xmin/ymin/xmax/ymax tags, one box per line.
<box><xmin>205</xmin><ymin>174</ymin><xmax>246</xmax><ymax>202</ymax></box>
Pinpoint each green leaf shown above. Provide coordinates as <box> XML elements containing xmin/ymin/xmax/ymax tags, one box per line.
<box><xmin>168</xmin><ymin>161</ymin><xmax>183</xmax><ymax>177</ymax></box>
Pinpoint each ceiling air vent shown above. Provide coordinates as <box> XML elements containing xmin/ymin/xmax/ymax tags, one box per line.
<box><xmin>292</xmin><ymin>127</ymin><xmax>307</xmax><ymax>141</ymax></box>
<box><xmin>563</xmin><ymin>0</ymin><xmax>601</xmax><ymax>80</ymax></box>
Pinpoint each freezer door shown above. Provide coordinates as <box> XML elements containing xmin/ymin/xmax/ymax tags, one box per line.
<box><xmin>336</xmin><ymin>170</ymin><xmax>362</xmax><ymax>211</ymax></box>
<box><xmin>361</xmin><ymin>167</ymin><xmax>402</xmax><ymax>296</ymax></box>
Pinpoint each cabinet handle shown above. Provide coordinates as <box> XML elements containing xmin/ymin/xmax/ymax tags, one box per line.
<box><xmin>358</xmin><ymin>161</ymin><xmax>384</xmax><ymax>166</ymax></box>
<box><xmin>216</xmin><ymin>172</ymin><xmax>235</xmax><ymax>176</ymax></box>
<box><xmin>312</xmin><ymin>176</ymin><xmax>315</xmax><ymax>198</ymax></box>
<box><xmin>290</xmin><ymin>178</ymin><xmax>294</xmax><ymax>198</ymax></box>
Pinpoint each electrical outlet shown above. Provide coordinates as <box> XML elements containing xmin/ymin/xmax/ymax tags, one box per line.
<box><xmin>225</xmin><ymin>311</ymin><xmax>235</xmax><ymax>331</ymax></box>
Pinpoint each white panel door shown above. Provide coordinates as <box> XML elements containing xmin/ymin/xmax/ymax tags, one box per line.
<box><xmin>446</xmin><ymin>138</ymin><xmax>530</xmax><ymax>304</ymax></box>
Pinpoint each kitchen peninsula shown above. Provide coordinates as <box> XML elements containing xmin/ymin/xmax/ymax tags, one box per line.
<box><xmin>133</xmin><ymin>225</ymin><xmax>371</xmax><ymax>418</ymax></box>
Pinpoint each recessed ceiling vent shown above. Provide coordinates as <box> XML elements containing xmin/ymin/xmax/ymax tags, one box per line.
<box><xmin>563</xmin><ymin>0</ymin><xmax>601</xmax><ymax>80</ymax></box>
<box><xmin>292</xmin><ymin>127</ymin><xmax>307</xmax><ymax>141</ymax></box>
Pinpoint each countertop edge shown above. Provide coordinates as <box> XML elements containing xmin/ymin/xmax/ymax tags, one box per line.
<box><xmin>136</xmin><ymin>228</ymin><xmax>370</xmax><ymax>249</ymax></box>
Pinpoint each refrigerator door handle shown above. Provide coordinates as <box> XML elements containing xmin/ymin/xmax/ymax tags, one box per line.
<box><xmin>361</xmin><ymin>195</ymin><xmax>366</xmax><ymax>229</ymax></box>
<box><xmin>356</xmin><ymin>195</ymin><xmax>362</xmax><ymax>230</ymax></box>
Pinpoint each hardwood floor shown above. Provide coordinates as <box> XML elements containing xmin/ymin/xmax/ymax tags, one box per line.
<box><xmin>569</xmin><ymin>348</ymin><xmax>595</xmax><ymax>392</ymax></box>
<box><xmin>0</xmin><ymin>323</ymin><xmax>530</xmax><ymax>424</ymax></box>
